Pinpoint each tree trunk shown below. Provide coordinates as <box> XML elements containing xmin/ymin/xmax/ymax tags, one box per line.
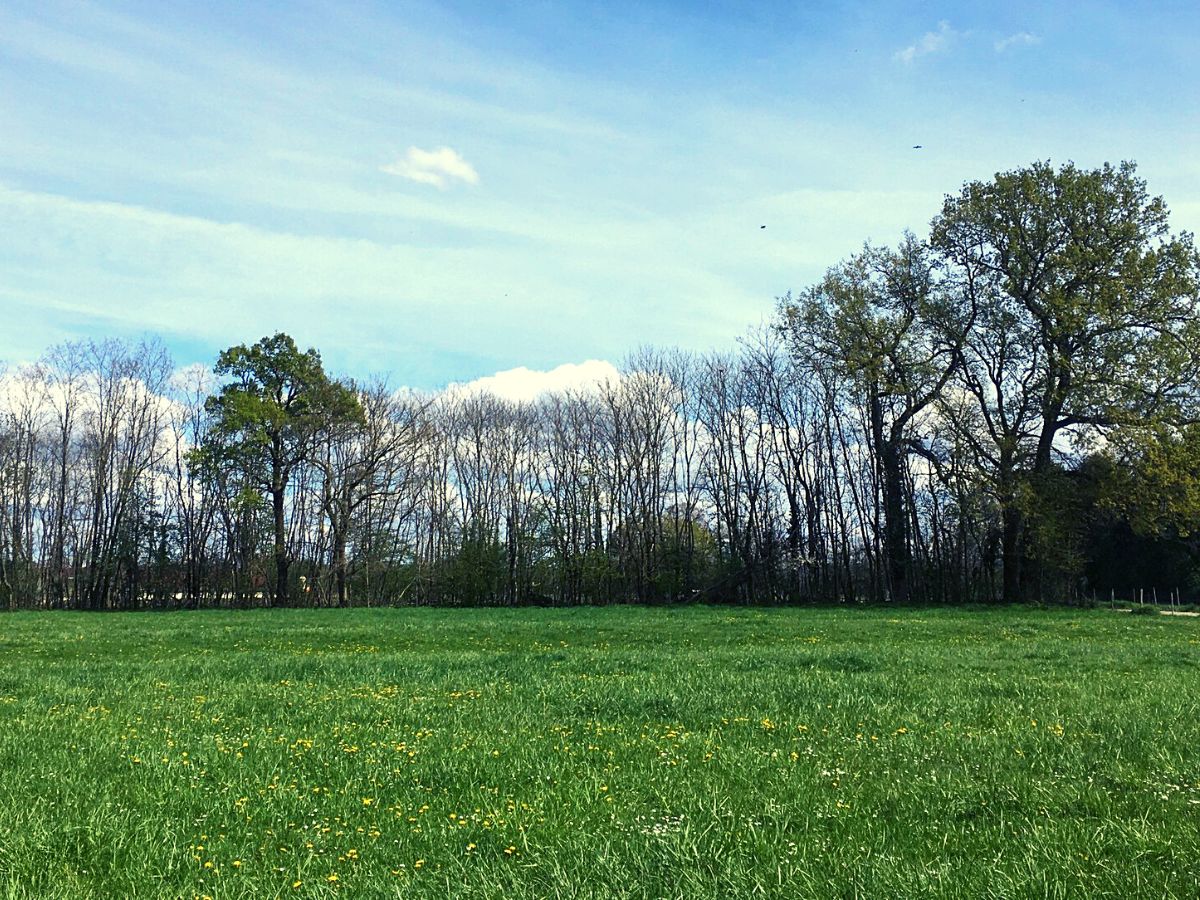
<box><xmin>333</xmin><ymin>525</ymin><xmax>348</xmax><ymax>607</ymax></box>
<box><xmin>870</xmin><ymin>389</ymin><xmax>910</xmax><ymax>604</ymax></box>
<box><xmin>1001</xmin><ymin>503</ymin><xmax>1023</xmax><ymax>604</ymax></box>
<box><xmin>272</xmin><ymin>456</ymin><xmax>287</xmax><ymax>607</ymax></box>
<box><xmin>880</xmin><ymin>441</ymin><xmax>910</xmax><ymax>604</ymax></box>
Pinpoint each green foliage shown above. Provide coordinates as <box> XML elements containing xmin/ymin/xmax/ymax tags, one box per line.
<box><xmin>1</xmin><ymin>607</ymin><xmax>1198</xmax><ymax>897</ymax></box>
<box><xmin>780</xmin><ymin>234</ymin><xmax>968</xmax><ymax>419</ymax></box>
<box><xmin>436</xmin><ymin>534</ymin><xmax>507</xmax><ymax>606</ymax></box>
<box><xmin>933</xmin><ymin>159</ymin><xmax>1200</xmax><ymax>439</ymax></box>
<box><xmin>194</xmin><ymin>333</ymin><xmax>364</xmax><ymax>603</ymax></box>
<box><xmin>1105</xmin><ymin>424</ymin><xmax>1200</xmax><ymax>540</ymax></box>
<box><xmin>200</xmin><ymin>332</ymin><xmax>362</xmax><ymax>488</ymax></box>
<box><xmin>1020</xmin><ymin>468</ymin><xmax>1090</xmax><ymax>590</ymax></box>
<box><xmin>654</xmin><ymin>515</ymin><xmax>720</xmax><ymax>601</ymax></box>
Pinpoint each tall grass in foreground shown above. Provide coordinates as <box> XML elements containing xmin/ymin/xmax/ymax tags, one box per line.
<box><xmin>0</xmin><ymin>606</ymin><xmax>1197</xmax><ymax>898</ymax></box>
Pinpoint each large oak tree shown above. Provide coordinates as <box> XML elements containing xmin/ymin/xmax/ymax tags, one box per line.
<box><xmin>933</xmin><ymin>160</ymin><xmax>1200</xmax><ymax>601</ymax></box>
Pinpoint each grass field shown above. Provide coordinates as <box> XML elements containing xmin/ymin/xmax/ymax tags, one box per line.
<box><xmin>1</xmin><ymin>606</ymin><xmax>1198</xmax><ymax>898</ymax></box>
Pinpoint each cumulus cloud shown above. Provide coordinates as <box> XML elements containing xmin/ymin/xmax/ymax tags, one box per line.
<box><xmin>452</xmin><ymin>360</ymin><xmax>620</xmax><ymax>404</ymax></box>
<box><xmin>381</xmin><ymin>146</ymin><xmax>479</xmax><ymax>188</ymax></box>
<box><xmin>994</xmin><ymin>32</ymin><xmax>1040</xmax><ymax>52</ymax></box>
<box><xmin>894</xmin><ymin>21</ymin><xmax>958</xmax><ymax>64</ymax></box>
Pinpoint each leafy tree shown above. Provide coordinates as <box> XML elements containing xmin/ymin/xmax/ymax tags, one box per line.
<box><xmin>198</xmin><ymin>333</ymin><xmax>361</xmax><ymax>605</ymax></box>
<box><xmin>780</xmin><ymin>235</ymin><xmax>970</xmax><ymax>602</ymax></box>
<box><xmin>932</xmin><ymin>160</ymin><xmax>1200</xmax><ymax>601</ymax></box>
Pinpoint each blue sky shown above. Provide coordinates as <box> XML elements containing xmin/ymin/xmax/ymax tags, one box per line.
<box><xmin>1</xmin><ymin>0</ymin><xmax>1197</xmax><ymax>388</ymax></box>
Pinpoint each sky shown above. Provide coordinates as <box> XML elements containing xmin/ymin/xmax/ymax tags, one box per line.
<box><xmin>1</xmin><ymin>0</ymin><xmax>1198</xmax><ymax>392</ymax></box>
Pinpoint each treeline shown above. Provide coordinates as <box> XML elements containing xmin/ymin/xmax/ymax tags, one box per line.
<box><xmin>2</xmin><ymin>159</ymin><xmax>1200</xmax><ymax>610</ymax></box>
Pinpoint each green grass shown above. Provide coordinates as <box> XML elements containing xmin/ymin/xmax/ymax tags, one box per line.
<box><xmin>1</xmin><ymin>606</ymin><xmax>1198</xmax><ymax>899</ymax></box>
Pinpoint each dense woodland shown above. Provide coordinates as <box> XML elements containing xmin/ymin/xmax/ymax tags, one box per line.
<box><xmin>3</xmin><ymin>160</ymin><xmax>1200</xmax><ymax>610</ymax></box>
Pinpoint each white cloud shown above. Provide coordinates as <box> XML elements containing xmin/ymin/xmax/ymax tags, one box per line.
<box><xmin>381</xmin><ymin>146</ymin><xmax>480</xmax><ymax>188</ymax></box>
<box><xmin>894</xmin><ymin>21</ymin><xmax>958</xmax><ymax>64</ymax></box>
<box><xmin>452</xmin><ymin>360</ymin><xmax>620</xmax><ymax>403</ymax></box>
<box><xmin>994</xmin><ymin>32</ymin><xmax>1040</xmax><ymax>52</ymax></box>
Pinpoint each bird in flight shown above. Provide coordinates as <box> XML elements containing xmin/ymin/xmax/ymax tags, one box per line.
<box><xmin>912</xmin><ymin>145</ymin><xmax>923</xmax><ymax>149</ymax></box>
<box><xmin>760</xmin><ymin>225</ymin><xmax>766</xmax><ymax>229</ymax></box>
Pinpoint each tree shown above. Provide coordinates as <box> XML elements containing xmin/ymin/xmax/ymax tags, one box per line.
<box><xmin>780</xmin><ymin>236</ymin><xmax>969</xmax><ymax>602</ymax></box>
<box><xmin>933</xmin><ymin>160</ymin><xmax>1200</xmax><ymax>601</ymax></box>
<box><xmin>198</xmin><ymin>333</ymin><xmax>361</xmax><ymax>605</ymax></box>
<box><xmin>315</xmin><ymin>382</ymin><xmax>427</xmax><ymax>606</ymax></box>
<box><xmin>76</xmin><ymin>339</ymin><xmax>172</xmax><ymax>610</ymax></box>
<box><xmin>166</xmin><ymin>364</ymin><xmax>219</xmax><ymax>607</ymax></box>
<box><xmin>40</xmin><ymin>343</ymin><xmax>86</xmax><ymax>607</ymax></box>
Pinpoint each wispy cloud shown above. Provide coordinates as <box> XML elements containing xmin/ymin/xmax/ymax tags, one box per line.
<box><xmin>994</xmin><ymin>32</ymin><xmax>1040</xmax><ymax>52</ymax></box>
<box><xmin>382</xmin><ymin>146</ymin><xmax>480</xmax><ymax>188</ymax></box>
<box><xmin>0</xmin><ymin>182</ymin><xmax>766</xmax><ymax>384</ymax></box>
<box><xmin>894</xmin><ymin>21</ymin><xmax>958</xmax><ymax>64</ymax></box>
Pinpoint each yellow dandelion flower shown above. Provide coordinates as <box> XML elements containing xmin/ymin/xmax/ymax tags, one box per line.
<box><xmin>327</xmin><ymin>872</ymin><xmax>339</xmax><ymax>882</ymax></box>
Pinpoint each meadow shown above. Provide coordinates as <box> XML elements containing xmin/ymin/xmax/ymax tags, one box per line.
<box><xmin>0</xmin><ymin>606</ymin><xmax>1198</xmax><ymax>899</ymax></box>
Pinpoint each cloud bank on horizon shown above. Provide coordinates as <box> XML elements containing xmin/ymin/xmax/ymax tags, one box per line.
<box><xmin>0</xmin><ymin>0</ymin><xmax>1197</xmax><ymax>389</ymax></box>
<box><xmin>449</xmin><ymin>359</ymin><xmax>621</xmax><ymax>403</ymax></box>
